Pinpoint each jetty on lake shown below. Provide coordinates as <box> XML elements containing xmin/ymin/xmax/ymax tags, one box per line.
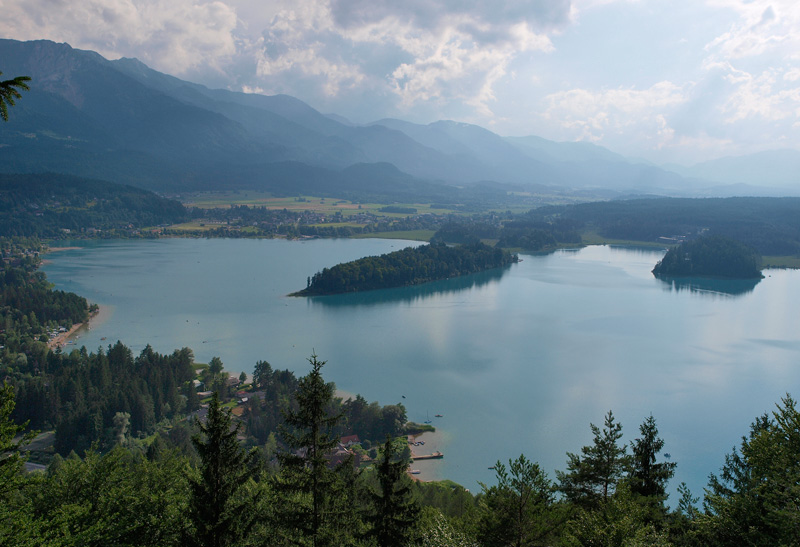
<box><xmin>412</xmin><ymin>451</ymin><xmax>444</xmax><ymax>460</ymax></box>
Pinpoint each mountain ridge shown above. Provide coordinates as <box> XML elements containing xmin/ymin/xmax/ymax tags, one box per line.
<box><xmin>1</xmin><ymin>38</ymin><xmax>795</xmax><ymax>197</ymax></box>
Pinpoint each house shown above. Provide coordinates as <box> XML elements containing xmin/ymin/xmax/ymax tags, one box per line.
<box><xmin>340</xmin><ymin>434</ymin><xmax>360</xmax><ymax>448</ymax></box>
<box><xmin>327</xmin><ymin>442</ymin><xmax>361</xmax><ymax>468</ymax></box>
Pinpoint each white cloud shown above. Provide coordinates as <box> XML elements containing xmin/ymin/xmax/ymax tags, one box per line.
<box><xmin>704</xmin><ymin>1</ymin><xmax>800</xmax><ymax>60</ymax></box>
<box><xmin>541</xmin><ymin>81</ymin><xmax>689</xmax><ymax>144</ymax></box>
<box><xmin>253</xmin><ymin>0</ymin><xmax>563</xmax><ymax>117</ymax></box>
<box><xmin>0</xmin><ymin>0</ymin><xmax>239</xmax><ymax>76</ymax></box>
<box><xmin>720</xmin><ymin>68</ymin><xmax>800</xmax><ymax>123</ymax></box>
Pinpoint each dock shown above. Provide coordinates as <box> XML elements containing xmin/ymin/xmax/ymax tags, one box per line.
<box><xmin>413</xmin><ymin>451</ymin><xmax>443</xmax><ymax>460</ymax></box>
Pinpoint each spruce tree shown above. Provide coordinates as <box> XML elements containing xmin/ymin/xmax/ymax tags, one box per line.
<box><xmin>0</xmin><ymin>381</ymin><xmax>34</xmax><ymax>496</ymax></box>
<box><xmin>478</xmin><ymin>454</ymin><xmax>556</xmax><ymax>547</ymax></box>
<box><xmin>629</xmin><ymin>415</ymin><xmax>676</xmax><ymax>520</ymax></box>
<box><xmin>367</xmin><ymin>436</ymin><xmax>420</xmax><ymax>547</ymax></box>
<box><xmin>274</xmin><ymin>354</ymin><xmax>349</xmax><ymax>547</ymax></box>
<box><xmin>557</xmin><ymin>410</ymin><xmax>629</xmax><ymax>509</ymax></box>
<box><xmin>187</xmin><ymin>392</ymin><xmax>257</xmax><ymax>547</ymax></box>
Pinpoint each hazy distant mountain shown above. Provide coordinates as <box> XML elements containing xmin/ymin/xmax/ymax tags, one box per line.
<box><xmin>1</xmin><ymin>38</ymin><xmax>794</xmax><ymax>198</ymax></box>
<box><xmin>665</xmin><ymin>149</ymin><xmax>800</xmax><ymax>189</ymax></box>
<box><xmin>505</xmin><ymin>135</ymin><xmax>631</xmax><ymax>164</ymax></box>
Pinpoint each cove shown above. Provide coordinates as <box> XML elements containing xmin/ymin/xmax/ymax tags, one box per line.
<box><xmin>42</xmin><ymin>238</ymin><xmax>800</xmax><ymax>499</ymax></box>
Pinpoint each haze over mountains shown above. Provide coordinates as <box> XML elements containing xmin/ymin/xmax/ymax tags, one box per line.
<box><xmin>1</xmin><ymin>39</ymin><xmax>798</xmax><ymax>199</ymax></box>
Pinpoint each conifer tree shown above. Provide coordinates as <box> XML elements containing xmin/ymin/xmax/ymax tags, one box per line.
<box><xmin>0</xmin><ymin>72</ymin><xmax>30</xmax><ymax>122</ymax></box>
<box><xmin>367</xmin><ymin>436</ymin><xmax>420</xmax><ymax>547</ymax></box>
<box><xmin>557</xmin><ymin>410</ymin><xmax>629</xmax><ymax>509</ymax></box>
<box><xmin>478</xmin><ymin>454</ymin><xmax>556</xmax><ymax>547</ymax></box>
<box><xmin>187</xmin><ymin>392</ymin><xmax>257</xmax><ymax>547</ymax></box>
<box><xmin>0</xmin><ymin>381</ymin><xmax>34</xmax><ymax>496</ymax></box>
<box><xmin>274</xmin><ymin>353</ymin><xmax>351</xmax><ymax>546</ymax></box>
<box><xmin>628</xmin><ymin>415</ymin><xmax>676</xmax><ymax>520</ymax></box>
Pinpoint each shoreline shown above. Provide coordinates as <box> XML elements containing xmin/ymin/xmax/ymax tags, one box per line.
<box><xmin>47</xmin><ymin>303</ymin><xmax>112</xmax><ymax>350</ymax></box>
<box><xmin>45</xmin><ymin>246</ymin><xmax>83</xmax><ymax>252</ymax></box>
<box><xmin>407</xmin><ymin>428</ymin><xmax>449</xmax><ymax>482</ymax></box>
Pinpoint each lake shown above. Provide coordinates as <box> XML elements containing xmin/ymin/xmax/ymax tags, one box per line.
<box><xmin>42</xmin><ymin>238</ymin><xmax>800</xmax><ymax>500</ymax></box>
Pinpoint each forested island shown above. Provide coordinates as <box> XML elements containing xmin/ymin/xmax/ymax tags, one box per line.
<box><xmin>652</xmin><ymin>235</ymin><xmax>764</xmax><ymax>279</ymax></box>
<box><xmin>291</xmin><ymin>241</ymin><xmax>518</xmax><ymax>296</ymax></box>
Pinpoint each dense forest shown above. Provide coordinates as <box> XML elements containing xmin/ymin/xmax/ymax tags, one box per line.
<box><xmin>293</xmin><ymin>242</ymin><xmax>518</xmax><ymax>296</ymax></box>
<box><xmin>0</xmin><ymin>173</ymin><xmax>187</xmax><ymax>238</ymax></box>
<box><xmin>652</xmin><ymin>236</ymin><xmax>763</xmax><ymax>279</ymax></box>
<box><xmin>3</xmin><ymin>353</ymin><xmax>800</xmax><ymax>546</ymax></box>
<box><xmin>0</xmin><ymin>237</ymin><xmax>92</xmax><ymax>367</ymax></box>
<box><xmin>531</xmin><ymin>197</ymin><xmax>800</xmax><ymax>256</ymax></box>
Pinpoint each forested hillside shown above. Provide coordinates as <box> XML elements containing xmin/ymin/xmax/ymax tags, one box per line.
<box><xmin>3</xmin><ymin>356</ymin><xmax>799</xmax><ymax>546</ymax></box>
<box><xmin>0</xmin><ymin>173</ymin><xmax>186</xmax><ymax>237</ymax></box>
<box><xmin>538</xmin><ymin>197</ymin><xmax>800</xmax><ymax>255</ymax></box>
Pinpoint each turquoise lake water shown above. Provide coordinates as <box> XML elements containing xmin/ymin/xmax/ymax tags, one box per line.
<box><xmin>42</xmin><ymin>238</ymin><xmax>800</xmax><ymax>499</ymax></box>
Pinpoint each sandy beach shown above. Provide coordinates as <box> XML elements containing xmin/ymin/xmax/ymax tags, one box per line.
<box><xmin>47</xmin><ymin>304</ymin><xmax>112</xmax><ymax>350</ymax></box>
<box><xmin>45</xmin><ymin>246</ymin><xmax>83</xmax><ymax>252</ymax></box>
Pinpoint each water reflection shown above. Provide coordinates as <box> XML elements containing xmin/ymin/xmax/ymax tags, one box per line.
<box><xmin>655</xmin><ymin>275</ymin><xmax>761</xmax><ymax>297</ymax></box>
<box><xmin>305</xmin><ymin>267</ymin><xmax>509</xmax><ymax>308</ymax></box>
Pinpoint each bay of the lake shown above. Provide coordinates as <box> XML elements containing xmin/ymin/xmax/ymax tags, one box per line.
<box><xmin>42</xmin><ymin>238</ymin><xmax>800</xmax><ymax>500</ymax></box>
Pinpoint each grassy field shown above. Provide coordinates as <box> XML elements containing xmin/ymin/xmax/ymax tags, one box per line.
<box><xmin>166</xmin><ymin>221</ymin><xmax>218</xmax><ymax>232</ymax></box>
<box><xmin>579</xmin><ymin>231</ymin><xmax>672</xmax><ymax>249</ymax></box>
<box><xmin>762</xmin><ymin>256</ymin><xmax>800</xmax><ymax>269</ymax></box>
<box><xmin>353</xmin><ymin>230</ymin><xmax>436</xmax><ymax>241</ymax></box>
<box><xmin>181</xmin><ymin>192</ymin><xmax>458</xmax><ymax>219</ymax></box>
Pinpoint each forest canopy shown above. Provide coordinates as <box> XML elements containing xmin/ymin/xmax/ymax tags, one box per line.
<box><xmin>0</xmin><ymin>173</ymin><xmax>186</xmax><ymax>238</ymax></box>
<box><xmin>530</xmin><ymin>197</ymin><xmax>800</xmax><ymax>256</ymax></box>
<box><xmin>293</xmin><ymin>241</ymin><xmax>518</xmax><ymax>296</ymax></box>
<box><xmin>652</xmin><ymin>235</ymin><xmax>763</xmax><ymax>279</ymax></box>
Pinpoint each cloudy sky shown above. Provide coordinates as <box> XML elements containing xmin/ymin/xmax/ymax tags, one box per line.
<box><xmin>3</xmin><ymin>0</ymin><xmax>800</xmax><ymax>165</ymax></box>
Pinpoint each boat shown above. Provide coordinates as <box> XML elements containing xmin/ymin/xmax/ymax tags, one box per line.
<box><xmin>435</xmin><ymin>414</ymin><xmax>443</xmax><ymax>417</ymax></box>
<box><xmin>410</xmin><ymin>470</ymin><xmax>421</xmax><ymax>474</ymax></box>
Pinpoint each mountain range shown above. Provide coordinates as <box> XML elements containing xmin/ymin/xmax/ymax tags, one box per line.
<box><xmin>1</xmin><ymin>38</ymin><xmax>798</xmax><ymax>199</ymax></box>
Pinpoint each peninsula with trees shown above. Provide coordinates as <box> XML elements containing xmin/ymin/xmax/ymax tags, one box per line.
<box><xmin>292</xmin><ymin>241</ymin><xmax>518</xmax><ymax>296</ymax></box>
<box><xmin>652</xmin><ymin>235</ymin><xmax>764</xmax><ymax>279</ymax></box>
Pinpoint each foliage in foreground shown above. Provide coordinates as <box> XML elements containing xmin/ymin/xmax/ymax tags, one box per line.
<box><xmin>2</xmin><ymin>365</ymin><xmax>800</xmax><ymax>546</ymax></box>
